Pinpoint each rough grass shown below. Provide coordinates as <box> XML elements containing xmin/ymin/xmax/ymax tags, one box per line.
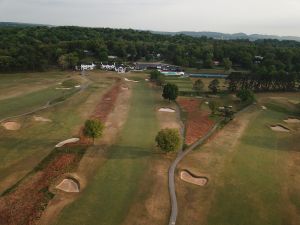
<box><xmin>177</xmin><ymin>93</ymin><xmax>300</xmax><ymax>225</ymax></box>
<box><xmin>54</xmin><ymin>79</ymin><xmax>160</xmax><ymax>225</ymax></box>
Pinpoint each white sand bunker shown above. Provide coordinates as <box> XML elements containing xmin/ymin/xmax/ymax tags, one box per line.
<box><xmin>180</xmin><ymin>170</ymin><xmax>208</xmax><ymax>186</ymax></box>
<box><xmin>284</xmin><ymin>118</ymin><xmax>300</xmax><ymax>124</ymax></box>
<box><xmin>270</xmin><ymin>124</ymin><xmax>290</xmax><ymax>133</ymax></box>
<box><xmin>124</xmin><ymin>78</ymin><xmax>139</xmax><ymax>83</ymax></box>
<box><xmin>2</xmin><ymin>122</ymin><xmax>21</xmax><ymax>130</ymax></box>
<box><xmin>122</xmin><ymin>86</ymin><xmax>129</xmax><ymax>90</ymax></box>
<box><xmin>262</xmin><ymin>106</ymin><xmax>267</xmax><ymax>110</ymax></box>
<box><xmin>158</xmin><ymin>108</ymin><xmax>175</xmax><ymax>113</ymax></box>
<box><xmin>55</xmin><ymin>138</ymin><xmax>80</xmax><ymax>148</ymax></box>
<box><xmin>56</xmin><ymin>178</ymin><xmax>80</xmax><ymax>193</ymax></box>
<box><xmin>55</xmin><ymin>87</ymin><xmax>71</xmax><ymax>90</ymax></box>
<box><xmin>33</xmin><ymin>116</ymin><xmax>52</xmax><ymax>122</ymax></box>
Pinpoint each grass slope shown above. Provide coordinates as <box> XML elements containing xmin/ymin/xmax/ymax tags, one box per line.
<box><xmin>207</xmin><ymin>104</ymin><xmax>300</xmax><ymax>225</ymax></box>
<box><xmin>55</xmin><ymin>80</ymin><xmax>159</xmax><ymax>225</ymax></box>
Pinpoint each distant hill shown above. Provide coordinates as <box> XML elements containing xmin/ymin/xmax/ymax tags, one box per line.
<box><xmin>152</xmin><ymin>31</ymin><xmax>300</xmax><ymax>42</ymax></box>
<box><xmin>1</xmin><ymin>22</ymin><xmax>299</xmax><ymax>42</ymax></box>
<box><xmin>0</xmin><ymin>22</ymin><xmax>52</xmax><ymax>28</ymax></box>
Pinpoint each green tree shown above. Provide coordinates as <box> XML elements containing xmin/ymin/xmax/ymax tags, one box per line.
<box><xmin>193</xmin><ymin>79</ymin><xmax>205</xmax><ymax>93</ymax></box>
<box><xmin>223</xmin><ymin>58</ymin><xmax>232</xmax><ymax>71</ymax></box>
<box><xmin>208</xmin><ymin>79</ymin><xmax>220</xmax><ymax>93</ymax></box>
<box><xmin>236</xmin><ymin>89</ymin><xmax>255</xmax><ymax>103</ymax></box>
<box><xmin>162</xmin><ymin>83</ymin><xmax>179</xmax><ymax>101</ymax></box>
<box><xmin>155</xmin><ymin>128</ymin><xmax>181</xmax><ymax>153</ymax></box>
<box><xmin>208</xmin><ymin>101</ymin><xmax>218</xmax><ymax>115</ymax></box>
<box><xmin>83</xmin><ymin>119</ymin><xmax>104</xmax><ymax>144</ymax></box>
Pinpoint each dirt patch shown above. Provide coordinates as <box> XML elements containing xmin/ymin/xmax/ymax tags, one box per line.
<box><xmin>270</xmin><ymin>124</ymin><xmax>291</xmax><ymax>132</ymax></box>
<box><xmin>33</xmin><ymin>116</ymin><xmax>52</xmax><ymax>122</ymax></box>
<box><xmin>177</xmin><ymin>98</ymin><xmax>215</xmax><ymax>145</ymax></box>
<box><xmin>56</xmin><ymin>178</ymin><xmax>80</xmax><ymax>193</ymax></box>
<box><xmin>55</xmin><ymin>138</ymin><xmax>80</xmax><ymax>148</ymax></box>
<box><xmin>1</xmin><ymin>121</ymin><xmax>21</xmax><ymax>130</ymax></box>
<box><xmin>284</xmin><ymin>118</ymin><xmax>300</xmax><ymax>124</ymax></box>
<box><xmin>180</xmin><ymin>170</ymin><xmax>208</xmax><ymax>186</ymax></box>
<box><xmin>158</xmin><ymin>107</ymin><xmax>175</xmax><ymax>113</ymax></box>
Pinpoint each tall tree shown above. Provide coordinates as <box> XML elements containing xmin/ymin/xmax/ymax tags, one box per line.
<box><xmin>162</xmin><ymin>83</ymin><xmax>179</xmax><ymax>101</ymax></box>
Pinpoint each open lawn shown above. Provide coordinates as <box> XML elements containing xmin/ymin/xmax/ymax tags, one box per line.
<box><xmin>54</xmin><ymin>76</ymin><xmax>162</xmax><ymax>225</ymax></box>
<box><xmin>164</xmin><ymin>76</ymin><xmax>227</xmax><ymax>95</ymax></box>
<box><xmin>177</xmin><ymin>93</ymin><xmax>300</xmax><ymax>225</ymax></box>
<box><xmin>0</xmin><ymin>71</ymin><xmax>71</xmax><ymax>101</ymax></box>
<box><xmin>0</xmin><ymin>71</ymin><xmax>115</xmax><ymax>194</ymax></box>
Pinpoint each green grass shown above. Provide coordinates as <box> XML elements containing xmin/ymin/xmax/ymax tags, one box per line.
<box><xmin>0</xmin><ymin>74</ymin><xmax>114</xmax><ymax>193</ymax></box>
<box><xmin>0</xmin><ymin>86</ymin><xmax>77</xmax><ymax>120</ymax></box>
<box><xmin>164</xmin><ymin>77</ymin><xmax>198</xmax><ymax>96</ymax></box>
<box><xmin>55</xmin><ymin>80</ymin><xmax>160</xmax><ymax>225</ymax></box>
<box><xmin>206</xmin><ymin>107</ymin><xmax>299</xmax><ymax>225</ymax></box>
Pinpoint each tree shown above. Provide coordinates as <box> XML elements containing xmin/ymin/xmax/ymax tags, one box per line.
<box><xmin>155</xmin><ymin>128</ymin><xmax>181</xmax><ymax>153</ymax></box>
<box><xmin>162</xmin><ymin>83</ymin><xmax>179</xmax><ymax>101</ymax></box>
<box><xmin>223</xmin><ymin>58</ymin><xmax>232</xmax><ymax>71</ymax></box>
<box><xmin>83</xmin><ymin>119</ymin><xmax>104</xmax><ymax>144</ymax></box>
<box><xmin>236</xmin><ymin>89</ymin><xmax>255</xmax><ymax>103</ymax></box>
<box><xmin>208</xmin><ymin>79</ymin><xmax>220</xmax><ymax>93</ymax></box>
<box><xmin>193</xmin><ymin>79</ymin><xmax>205</xmax><ymax>93</ymax></box>
<box><xmin>223</xmin><ymin>107</ymin><xmax>235</xmax><ymax>121</ymax></box>
<box><xmin>208</xmin><ymin>101</ymin><xmax>218</xmax><ymax>115</ymax></box>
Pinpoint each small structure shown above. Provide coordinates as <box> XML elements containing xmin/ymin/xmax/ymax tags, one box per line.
<box><xmin>80</xmin><ymin>63</ymin><xmax>96</xmax><ymax>71</ymax></box>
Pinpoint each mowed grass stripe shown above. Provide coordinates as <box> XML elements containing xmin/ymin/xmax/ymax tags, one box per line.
<box><xmin>0</xmin><ymin>86</ymin><xmax>76</xmax><ymax>119</ymax></box>
<box><xmin>55</xmin><ymin>81</ymin><xmax>159</xmax><ymax>225</ymax></box>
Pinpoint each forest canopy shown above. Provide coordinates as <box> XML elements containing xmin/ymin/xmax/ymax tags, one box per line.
<box><xmin>0</xmin><ymin>26</ymin><xmax>300</xmax><ymax>76</ymax></box>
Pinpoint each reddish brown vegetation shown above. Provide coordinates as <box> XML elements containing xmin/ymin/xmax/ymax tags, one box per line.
<box><xmin>0</xmin><ymin>153</ymin><xmax>79</xmax><ymax>225</ymax></box>
<box><xmin>177</xmin><ymin>98</ymin><xmax>215</xmax><ymax>145</ymax></box>
<box><xmin>93</xmin><ymin>82</ymin><xmax>121</xmax><ymax>122</ymax></box>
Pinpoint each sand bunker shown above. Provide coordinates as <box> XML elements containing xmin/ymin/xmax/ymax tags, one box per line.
<box><xmin>1</xmin><ymin>121</ymin><xmax>21</xmax><ymax>130</ymax></box>
<box><xmin>158</xmin><ymin>108</ymin><xmax>175</xmax><ymax>113</ymax></box>
<box><xmin>180</xmin><ymin>170</ymin><xmax>208</xmax><ymax>186</ymax></box>
<box><xmin>121</xmin><ymin>86</ymin><xmax>129</xmax><ymax>90</ymax></box>
<box><xmin>55</xmin><ymin>138</ymin><xmax>80</xmax><ymax>148</ymax></box>
<box><xmin>74</xmin><ymin>85</ymin><xmax>81</xmax><ymax>88</ymax></box>
<box><xmin>33</xmin><ymin>116</ymin><xmax>52</xmax><ymax>122</ymax></box>
<box><xmin>145</xmin><ymin>78</ymin><xmax>149</xmax><ymax>82</ymax></box>
<box><xmin>124</xmin><ymin>78</ymin><xmax>139</xmax><ymax>83</ymax></box>
<box><xmin>270</xmin><ymin>124</ymin><xmax>290</xmax><ymax>132</ymax></box>
<box><xmin>56</xmin><ymin>178</ymin><xmax>80</xmax><ymax>193</ymax></box>
<box><xmin>262</xmin><ymin>106</ymin><xmax>267</xmax><ymax>110</ymax></box>
<box><xmin>284</xmin><ymin>118</ymin><xmax>300</xmax><ymax>124</ymax></box>
<box><xmin>55</xmin><ymin>87</ymin><xmax>71</xmax><ymax>90</ymax></box>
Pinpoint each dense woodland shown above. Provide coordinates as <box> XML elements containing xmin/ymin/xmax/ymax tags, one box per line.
<box><xmin>0</xmin><ymin>26</ymin><xmax>300</xmax><ymax>90</ymax></box>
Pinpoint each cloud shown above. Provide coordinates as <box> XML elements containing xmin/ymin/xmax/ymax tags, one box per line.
<box><xmin>0</xmin><ymin>0</ymin><xmax>300</xmax><ymax>36</ymax></box>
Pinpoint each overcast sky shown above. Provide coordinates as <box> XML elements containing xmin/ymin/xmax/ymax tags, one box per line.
<box><xmin>0</xmin><ymin>0</ymin><xmax>299</xmax><ymax>36</ymax></box>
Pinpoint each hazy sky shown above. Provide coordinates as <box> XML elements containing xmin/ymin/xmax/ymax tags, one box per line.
<box><xmin>0</xmin><ymin>0</ymin><xmax>299</xmax><ymax>36</ymax></box>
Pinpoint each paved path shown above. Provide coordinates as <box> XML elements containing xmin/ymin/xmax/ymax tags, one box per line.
<box><xmin>168</xmin><ymin>122</ymin><xmax>221</xmax><ymax>225</ymax></box>
<box><xmin>168</xmin><ymin>104</ymin><xmax>255</xmax><ymax>225</ymax></box>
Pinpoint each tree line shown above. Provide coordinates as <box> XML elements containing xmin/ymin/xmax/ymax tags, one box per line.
<box><xmin>1</xmin><ymin>26</ymin><xmax>300</xmax><ymax>74</ymax></box>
